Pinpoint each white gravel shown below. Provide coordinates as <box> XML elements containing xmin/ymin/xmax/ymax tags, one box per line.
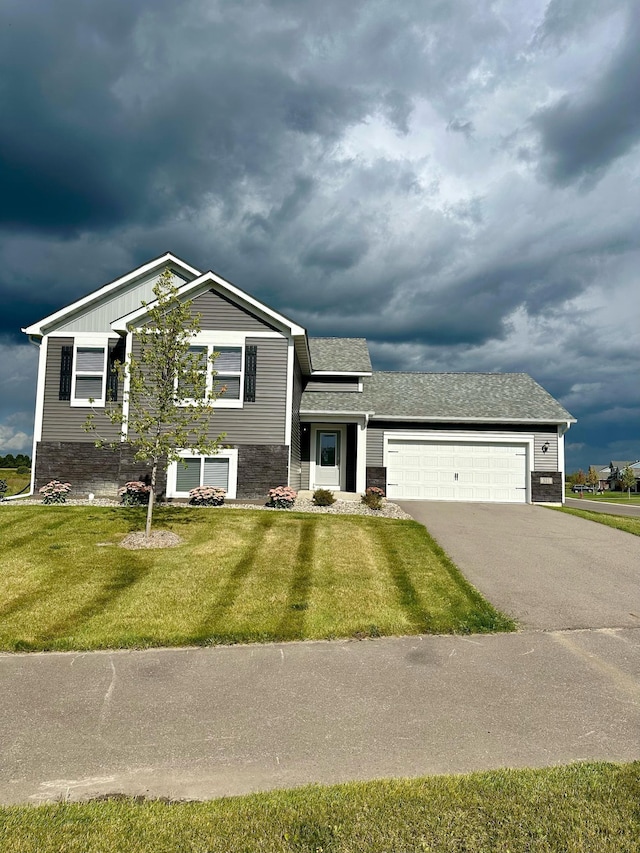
<box><xmin>2</xmin><ymin>496</ymin><xmax>412</xmax><ymax>519</ymax></box>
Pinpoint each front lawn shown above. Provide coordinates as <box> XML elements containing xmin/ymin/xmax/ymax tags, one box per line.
<box><xmin>1</xmin><ymin>762</ymin><xmax>638</xmax><ymax>852</ymax></box>
<box><xmin>556</xmin><ymin>506</ymin><xmax>640</xmax><ymax>537</ymax></box>
<box><xmin>0</xmin><ymin>506</ymin><xmax>513</xmax><ymax>651</ymax></box>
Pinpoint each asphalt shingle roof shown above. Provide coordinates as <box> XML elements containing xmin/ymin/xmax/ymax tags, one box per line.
<box><xmin>308</xmin><ymin>337</ymin><xmax>372</xmax><ymax>373</ymax></box>
<box><xmin>300</xmin><ymin>371</ymin><xmax>574</xmax><ymax>422</ymax></box>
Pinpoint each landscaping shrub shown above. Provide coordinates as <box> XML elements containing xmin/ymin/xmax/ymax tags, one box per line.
<box><xmin>312</xmin><ymin>488</ymin><xmax>336</xmax><ymax>506</ymax></box>
<box><xmin>118</xmin><ymin>481</ymin><xmax>151</xmax><ymax>506</ymax></box>
<box><xmin>16</xmin><ymin>465</ymin><xmax>30</xmax><ymax>476</ymax></box>
<box><xmin>189</xmin><ymin>485</ymin><xmax>226</xmax><ymax>506</ymax></box>
<box><xmin>267</xmin><ymin>485</ymin><xmax>297</xmax><ymax>508</ymax></box>
<box><xmin>361</xmin><ymin>486</ymin><xmax>385</xmax><ymax>510</ymax></box>
<box><xmin>0</xmin><ymin>479</ymin><xmax>7</xmax><ymax>500</ymax></box>
<box><xmin>39</xmin><ymin>480</ymin><xmax>72</xmax><ymax>504</ymax></box>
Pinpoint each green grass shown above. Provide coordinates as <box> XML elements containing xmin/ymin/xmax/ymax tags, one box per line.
<box><xmin>1</xmin><ymin>762</ymin><xmax>638</xmax><ymax>852</ymax></box>
<box><xmin>0</xmin><ymin>467</ymin><xmax>30</xmax><ymax>497</ymax></box>
<box><xmin>556</xmin><ymin>506</ymin><xmax>640</xmax><ymax>537</ymax></box>
<box><xmin>566</xmin><ymin>488</ymin><xmax>640</xmax><ymax>505</ymax></box>
<box><xmin>0</xmin><ymin>506</ymin><xmax>513</xmax><ymax>651</ymax></box>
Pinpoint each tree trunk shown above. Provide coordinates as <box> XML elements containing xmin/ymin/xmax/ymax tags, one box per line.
<box><xmin>145</xmin><ymin>461</ymin><xmax>157</xmax><ymax>538</ymax></box>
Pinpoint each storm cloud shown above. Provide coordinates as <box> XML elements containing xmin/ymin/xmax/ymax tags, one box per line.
<box><xmin>1</xmin><ymin>0</ymin><xmax>639</xmax><ymax>466</ymax></box>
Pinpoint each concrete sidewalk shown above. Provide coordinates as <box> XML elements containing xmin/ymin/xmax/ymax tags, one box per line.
<box><xmin>2</xmin><ymin>629</ymin><xmax>639</xmax><ymax>805</ymax></box>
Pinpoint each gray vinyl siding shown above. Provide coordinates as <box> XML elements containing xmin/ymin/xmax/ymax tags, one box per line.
<box><xmin>205</xmin><ymin>336</ymin><xmax>288</xmax><ymax>443</ymax></box>
<box><xmin>190</xmin><ymin>289</ymin><xmax>279</xmax><ymax>332</ymax></box>
<box><xmin>366</xmin><ymin>428</ymin><xmax>384</xmax><ymax>467</ymax></box>
<box><xmin>366</xmin><ymin>422</ymin><xmax>560</xmax><ymax>470</ymax></box>
<box><xmin>301</xmin><ymin>461</ymin><xmax>310</xmax><ymax>490</ymax></box>
<box><xmin>533</xmin><ymin>427</ymin><xmax>558</xmax><ymax>469</ymax></box>
<box><xmin>129</xmin><ymin>334</ymin><xmax>288</xmax><ymax>445</ymax></box>
<box><xmin>289</xmin><ymin>354</ymin><xmax>303</xmax><ymax>489</ymax></box>
<box><xmin>52</xmin><ymin>269</ymin><xmax>189</xmax><ymax>334</ymax></box>
<box><xmin>41</xmin><ymin>336</ymin><xmax>123</xmax><ymax>443</ymax></box>
<box><xmin>305</xmin><ymin>378</ymin><xmax>360</xmax><ymax>392</ymax></box>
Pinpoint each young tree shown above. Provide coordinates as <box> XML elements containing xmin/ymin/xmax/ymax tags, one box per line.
<box><xmin>575</xmin><ymin>468</ymin><xmax>586</xmax><ymax>485</ymax></box>
<box><xmin>586</xmin><ymin>466</ymin><xmax>600</xmax><ymax>493</ymax></box>
<box><xmin>620</xmin><ymin>466</ymin><xmax>637</xmax><ymax>499</ymax></box>
<box><xmin>86</xmin><ymin>268</ymin><xmax>225</xmax><ymax>537</ymax></box>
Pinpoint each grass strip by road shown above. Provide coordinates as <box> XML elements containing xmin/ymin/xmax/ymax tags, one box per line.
<box><xmin>1</xmin><ymin>762</ymin><xmax>638</xmax><ymax>853</ymax></box>
<box><xmin>565</xmin><ymin>489</ymin><xmax>640</xmax><ymax>505</ymax></box>
<box><xmin>0</xmin><ymin>506</ymin><xmax>514</xmax><ymax>651</ymax></box>
<box><xmin>556</xmin><ymin>506</ymin><xmax>640</xmax><ymax>537</ymax></box>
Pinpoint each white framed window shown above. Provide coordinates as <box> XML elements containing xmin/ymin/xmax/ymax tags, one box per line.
<box><xmin>177</xmin><ymin>337</ymin><xmax>245</xmax><ymax>408</ymax></box>
<box><xmin>167</xmin><ymin>449</ymin><xmax>238</xmax><ymax>499</ymax></box>
<box><xmin>70</xmin><ymin>336</ymin><xmax>111</xmax><ymax>407</ymax></box>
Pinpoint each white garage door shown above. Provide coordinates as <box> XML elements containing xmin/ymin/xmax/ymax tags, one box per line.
<box><xmin>386</xmin><ymin>440</ymin><xmax>528</xmax><ymax>503</ymax></box>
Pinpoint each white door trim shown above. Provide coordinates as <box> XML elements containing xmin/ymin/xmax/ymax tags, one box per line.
<box><xmin>383</xmin><ymin>430</ymin><xmax>534</xmax><ymax>503</ymax></box>
<box><xmin>310</xmin><ymin>424</ymin><xmax>346</xmax><ymax>491</ymax></box>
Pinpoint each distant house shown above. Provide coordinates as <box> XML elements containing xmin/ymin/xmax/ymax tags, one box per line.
<box><xmin>22</xmin><ymin>253</ymin><xmax>576</xmax><ymax>505</ymax></box>
<box><xmin>587</xmin><ymin>464</ymin><xmax>613</xmax><ymax>491</ymax></box>
<box><xmin>609</xmin><ymin>460</ymin><xmax>640</xmax><ymax>492</ymax></box>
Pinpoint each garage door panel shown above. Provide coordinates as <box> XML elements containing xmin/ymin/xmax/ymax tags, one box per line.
<box><xmin>386</xmin><ymin>439</ymin><xmax>528</xmax><ymax>503</ymax></box>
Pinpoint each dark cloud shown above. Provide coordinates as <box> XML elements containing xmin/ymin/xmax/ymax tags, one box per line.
<box><xmin>1</xmin><ymin>0</ymin><xmax>639</xmax><ymax>466</ymax></box>
<box><xmin>533</xmin><ymin>6</ymin><xmax>640</xmax><ymax>185</ymax></box>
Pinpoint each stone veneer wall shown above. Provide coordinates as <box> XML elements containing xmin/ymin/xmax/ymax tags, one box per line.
<box><xmin>34</xmin><ymin>441</ymin><xmax>167</xmax><ymax>498</ymax></box>
<box><xmin>236</xmin><ymin>444</ymin><xmax>289</xmax><ymax>499</ymax></box>
<box><xmin>366</xmin><ymin>466</ymin><xmax>387</xmax><ymax>493</ymax></box>
<box><xmin>530</xmin><ymin>471</ymin><xmax>563</xmax><ymax>503</ymax></box>
<box><xmin>36</xmin><ymin>441</ymin><xmax>289</xmax><ymax>500</ymax></box>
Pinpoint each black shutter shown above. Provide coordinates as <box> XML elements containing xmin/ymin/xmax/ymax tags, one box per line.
<box><xmin>59</xmin><ymin>345</ymin><xmax>73</xmax><ymax>401</ymax></box>
<box><xmin>244</xmin><ymin>345</ymin><xmax>257</xmax><ymax>402</ymax></box>
<box><xmin>108</xmin><ymin>338</ymin><xmax>126</xmax><ymax>402</ymax></box>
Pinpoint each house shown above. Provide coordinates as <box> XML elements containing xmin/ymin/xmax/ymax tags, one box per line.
<box><xmin>609</xmin><ymin>461</ymin><xmax>640</xmax><ymax>492</ymax></box>
<box><xmin>587</xmin><ymin>464</ymin><xmax>612</xmax><ymax>491</ymax></box>
<box><xmin>23</xmin><ymin>253</ymin><xmax>575</xmax><ymax>504</ymax></box>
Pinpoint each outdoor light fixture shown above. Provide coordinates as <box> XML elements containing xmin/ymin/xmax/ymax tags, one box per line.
<box><xmin>541</xmin><ymin>441</ymin><xmax>549</xmax><ymax>453</ymax></box>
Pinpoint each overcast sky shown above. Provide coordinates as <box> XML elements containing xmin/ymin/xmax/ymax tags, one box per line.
<box><xmin>1</xmin><ymin>0</ymin><xmax>639</xmax><ymax>469</ymax></box>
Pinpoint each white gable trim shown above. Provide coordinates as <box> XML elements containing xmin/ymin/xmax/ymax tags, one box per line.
<box><xmin>111</xmin><ymin>270</ymin><xmax>306</xmax><ymax>337</ymax></box>
<box><xmin>22</xmin><ymin>253</ymin><xmax>202</xmax><ymax>337</ymax></box>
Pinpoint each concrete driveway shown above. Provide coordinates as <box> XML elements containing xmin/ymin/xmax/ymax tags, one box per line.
<box><xmin>398</xmin><ymin>502</ymin><xmax>640</xmax><ymax>630</ymax></box>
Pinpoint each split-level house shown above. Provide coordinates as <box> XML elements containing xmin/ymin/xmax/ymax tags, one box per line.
<box><xmin>23</xmin><ymin>253</ymin><xmax>575</xmax><ymax>504</ymax></box>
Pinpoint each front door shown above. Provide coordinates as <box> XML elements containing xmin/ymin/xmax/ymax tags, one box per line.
<box><xmin>315</xmin><ymin>430</ymin><xmax>341</xmax><ymax>489</ymax></box>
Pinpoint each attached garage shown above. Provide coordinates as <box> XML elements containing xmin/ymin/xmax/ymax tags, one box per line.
<box><xmin>384</xmin><ymin>434</ymin><xmax>531</xmax><ymax>503</ymax></box>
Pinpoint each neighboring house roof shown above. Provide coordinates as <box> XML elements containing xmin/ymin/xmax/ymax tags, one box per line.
<box><xmin>588</xmin><ymin>464</ymin><xmax>611</xmax><ymax>474</ymax></box>
<box><xmin>308</xmin><ymin>338</ymin><xmax>372</xmax><ymax>374</ymax></box>
<box><xmin>301</xmin><ymin>371</ymin><xmax>575</xmax><ymax>423</ymax></box>
<box><xmin>610</xmin><ymin>460</ymin><xmax>640</xmax><ymax>471</ymax></box>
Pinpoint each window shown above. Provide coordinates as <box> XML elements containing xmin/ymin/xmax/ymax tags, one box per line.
<box><xmin>213</xmin><ymin>346</ymin><xmax>242</xmax><ymax>401</ymax></box>
<box><xmin>177</xmin><ymin>346</ymin><xmax>208</xmax><ymax>400</ymax></box>
<box><xmin>177</xmin><ymin>341</ymin><xmax>245</xmax><ymax>407</ymax></box>
<box><xmin>71</xmin><ymin>343</ymin><xmax>108</xmax><ymax>406</ymax></box>
<box><xmin>168</xmin><ymin>449</ymin><xmax>238</xmax><ymax>498</ymax></box>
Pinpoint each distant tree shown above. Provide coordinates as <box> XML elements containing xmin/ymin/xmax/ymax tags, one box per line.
<box><xmin>86</xmin><ymin>268</ymin><xmax>225</xmax><ymax>538</ymax></box>
<box><xmin>620</xmin><ymin>466</ymin><xmax>637</xmax><ymax>499</ymax></box>
<box><xmin>575</xmin><ymin>468</ymin><xmax>586</xmax><ymax>485</ymax></box>
<box><xmin>586</xmin><ymin>466</ymin><xmax>600</xmax><ymax>493</ymax></box>
<box><xmin>2</xmin><ymin>454</ymin><xmax>15</xmax><ymax>468</ymax></box>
